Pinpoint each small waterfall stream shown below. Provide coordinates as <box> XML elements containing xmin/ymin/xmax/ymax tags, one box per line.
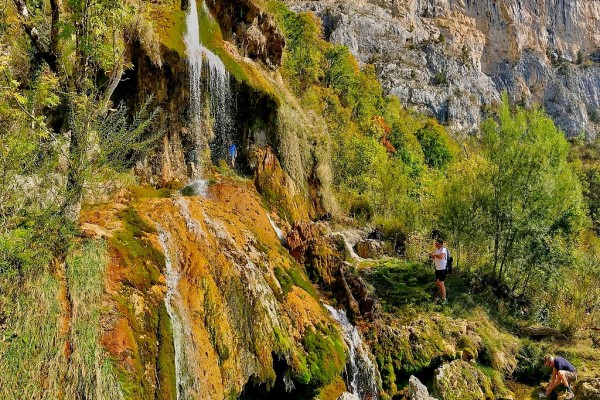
<box><xmin>184</xmin><ymin>0</ymin><xmax>235</xmax><ymax>169</ymax></box>
<box><xmin>324</xmin><ymin>305</ymin><xmax>379</xmax><ymax>400</ymax></box>
<box><xmin>267</xmin><ymin>214</ymin><xmax>285</xmax><ymax>243</ymax></box>
<box><xmin>157</xmin><ymin>225</ymin><xmax>200</xmax><ymax>399</ymax></box>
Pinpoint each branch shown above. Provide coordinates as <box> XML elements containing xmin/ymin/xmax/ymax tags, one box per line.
<box><xmin>12</xmin><ymin>0</ymin><xmax>59</xmax><ymax>73</ymax></box>
<box><xmin>99</xmin><ymin>53</ymin><xmax>125</xmax><ymax>113</ymax></box>
<box><xmin>50</xmin><ymin>0</ymin><xmax>61</xmax><ymax>58</ymax></box>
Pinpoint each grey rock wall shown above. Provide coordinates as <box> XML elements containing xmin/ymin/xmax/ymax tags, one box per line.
<box><xmin>287</xmin><ymin>0</ymin><xmax>600</xmax><ymax>139</ymax></box>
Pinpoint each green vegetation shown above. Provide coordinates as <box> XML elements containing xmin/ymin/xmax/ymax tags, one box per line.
<box><xmin>2</xmin><ymin>0</ymin><xmax>600</xmax><ymax>398</ymax></box>
<box><xmin>267</xmin><ymin>0</ymin><xmax>459</xmax><ymax>233</ymax></box>
<box><xmin>274</xmin><ymin>264</ymin><xmax>319</xmax><ymax>299</ymax></box>
<box><xmin>0</xmin><ymin>240</ymin><xmax>122</xmax><ymax>398</ymax></box>
<box><xmin>299</xmin><ymin>324</ymin><xmax>346</xmax><ymax>388</ymax></box>
<box><xmin>110</xmin><ymin>207</ymin><xmax>164</xmax><ymax>290</ymax></box>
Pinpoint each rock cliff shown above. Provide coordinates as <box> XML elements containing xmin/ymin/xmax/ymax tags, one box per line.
<box><xmin>286</xmin><ymin>0</ymin><xmax>600</xmax><ymax>139</ymax></box>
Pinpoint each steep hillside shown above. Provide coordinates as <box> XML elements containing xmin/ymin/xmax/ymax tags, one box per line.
<box><xmin>287</xmin><ymin>0</ymin><xmax>600</xmax><ymax>139</ymax></box>
<box><xmin>1</xmin><ymin>0</ymin><xmax>600</xmax><ymax>399</ymax></box>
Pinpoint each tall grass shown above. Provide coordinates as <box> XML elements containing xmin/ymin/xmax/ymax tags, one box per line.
<box><xmin>63</xmin><ymin>241</ymin><xmax>122</xmax><ymax>399</ymax></box>
<box><xmin>0</xmin><ymin>240</ymin><xmax>122</xmax><ymax>399</ymax></box>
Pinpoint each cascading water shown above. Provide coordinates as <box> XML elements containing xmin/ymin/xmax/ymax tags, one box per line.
<box><xmin>267</xmin><ymin>214</ymin><xmax>286</xmax><ymax>243</ymax></box>
<box><xmin>324</xmin><ymin>305</ymin><xmax>379</xmax><ymax>400</ymax></box>
<box><xmin>184</xmin><ymin>0</ymin><xmax>236</xmax><ymax>173</ymax></box>
<box><xmin>157</xmin><ymin>225</ymin><xmax>200</xmax><ymax>399</ymax></box>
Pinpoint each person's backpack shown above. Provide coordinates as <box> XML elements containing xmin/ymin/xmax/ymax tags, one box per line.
<box><xmin>445</xmin><ymin>247</ymin><xmax>454</xmax><ymax>273</ymax></box>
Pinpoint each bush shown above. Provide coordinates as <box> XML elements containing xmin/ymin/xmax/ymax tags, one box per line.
<box><xmin>514</xmin><ymin>341</ymin><xmax>549</xmax><ymax>384</ymax></box>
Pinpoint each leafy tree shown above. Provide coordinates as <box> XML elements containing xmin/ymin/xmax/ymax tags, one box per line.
<box><xmin>268</xmin><ymin>3</ymin><xmax>325</xmax><ymax>91</ymax></box>
<box><xmin>438</xmin><ymin>154</ymin><xmax>493</xmax><ymax>270</ymax></box>
<box><xmin>481</xmin><ymin>96</ymin><xmax>585</xmax><ymax>281</ymax></box>
<box><xmin>415</xmin><ymin>121</ymin><xmax>453</xmax><ymax>169</ymax></box>
<box><xmin>323</xmin><ymin>45</ymin><xmax>360</xmax><ymax>106</ymax></box>
<box><xmin>442</xmin><ymin>95</ymin><xmax>586</xmax><ymax>287</ymax></box>
<box><xmin>583</xmin><ymin>164</ymin><xmax>600</xmax><ymax>234</ymax></box>
<box><xmin>9</xmin><ymin>0</ymin><xmax>159</xmax><ymax>222</ymax></box>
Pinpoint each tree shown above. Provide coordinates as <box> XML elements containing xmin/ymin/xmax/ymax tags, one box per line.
<box><xmin>440</xmin><ymin>95</ymin><xmax>586</xmax><ymax>290</ymax></box>
<box><xmin>10</xmin><ymin>0</ymin><xmax>158</xmax><ymax>222</ymax></box>
<box><xmin>415</xmin><ymin>121</ymin><xmax>453</xmax><ymax>169</ymax></box>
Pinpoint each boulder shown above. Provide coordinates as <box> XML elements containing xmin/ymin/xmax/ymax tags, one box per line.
<box><xmin>432</xmin><ymin>360</ymin><xmax>494</xmax><ymax>400</ymax></box>
<box><xmin>409</xmin><ymin>375</ymin><xmax>438</xmax><ymax>400</ymax></box>
<box><xmin>354</xmin><ymin>239</ymin><xmax>385</xmax><ymax>259</ymax></box>
<box><xmin>521</xmin><ymin>325</ymin><xmax>567</xmax><ymax>340</ymax></box>
<box><xmin>575</xmin><ymin>378</ymin><xmax>600</xmax><ymax>400</ymax></box>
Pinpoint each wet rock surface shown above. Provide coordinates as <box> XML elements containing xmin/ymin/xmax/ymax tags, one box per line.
<box><xmin>83</xmin><ymin>182</ymin><xmax>348</xmax><ymax>399</ymax></box>
<box><xmin>287</xmin><ymin>0</ymin><xmax>600</xmax><ymax>140</ymax></box>
<box><xmin>354</xmin><ymin>239</ymin><xmax>386</xmax><ymax>259</ymax></box>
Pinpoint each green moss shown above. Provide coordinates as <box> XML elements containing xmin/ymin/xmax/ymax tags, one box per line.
<box><xmin>273</xmin><ymin>264</ymin><xmax>318</xmax><ymax>299</ymax></box>
<box><xmin>129</xmin><ymin>185</ymin><xmax>172</xmax><ymax>199</ymax></box>
<box><xmin>118</xmin><ymin>207</ymin><xmax>157</xmax><ymax>235</ymax></box>
<box><xmin>301</xmin><ymin>325</ymin><xmax>346</xmax><ymax>388</ymax></box>
<box><xmin>156</xmin><ymin>303</ymin><xmax>177</xmax><ymax>400</ymax></box>
<box><xmin>293</xmin><ymin>351</ymin><xmax>312</xmax><ymax>385</ymax></box>
<box><xmin>147</xmin><ymin>0</ymin><xmax>187</xmax><ymax>56</ymax></box>
<box><xmin>477</xmin><ymin>365</ymin><xmax>513</xmax><ymax>399</ymax></box>
<box><xmin>110</xmin><ymin>207</ymin><xmax>164</xmax><ymax>290</ymax></box>
<box><xmin>274</xmin><ymin>265</ymin><xmax>293</xmax><ymax>295</ymax></box>
<box><xmin>288</xmin><ymin>267</ymin><xmax>318</xmax><ymax>299</ymax></box>
<box><xmin>364</xmin><ymin>260</ymin><xmax>434</xmax><ymax>311</ymax></box>
<box><xmin>514</xmin><ymin>340</ymin><xmax>549</xmax><ymax>383</ymax></box>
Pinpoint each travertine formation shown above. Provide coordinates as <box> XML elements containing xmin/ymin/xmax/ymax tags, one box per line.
<box><xmin>287</xmin><ymin>0</ymin><xmax>600</xmax><ymax>139</ymax></box>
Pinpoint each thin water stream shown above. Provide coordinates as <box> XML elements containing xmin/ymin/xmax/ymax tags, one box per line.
<box><xmin>324</xmin><ymin>305</ymin><xmax>380</xmax><ymax>400</ymax></box>
<box><xmin>157</xmin><ymin>225</ymin><xmax>200</xmax><ymax>399</ymax></box>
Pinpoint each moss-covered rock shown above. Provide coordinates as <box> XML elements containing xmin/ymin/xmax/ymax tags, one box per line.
<box><xmin>432</xmin><ymin>360</ymin><xmax>494</xmax><ymax>400</ymax></box>
<box><xmin>575</xmin><ymin>378</ymin><xmax>600</xmax><ymax>400</ymax></box>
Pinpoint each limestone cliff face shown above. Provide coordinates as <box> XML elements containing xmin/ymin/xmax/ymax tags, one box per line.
<box><xmin>286</xmin><ymin>0</ymin><xmax>600</xmax><ymax>139</ymax></box>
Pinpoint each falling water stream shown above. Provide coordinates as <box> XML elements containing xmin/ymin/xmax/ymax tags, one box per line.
<box><xmin>184</xmin><ymin>0</ymin><xmax>235</xmax><ymax>171</ymax></box>
<box><xmin>324</xmin><ymin>305</ymin><xmax>379</xmax><ymax>400</ymax></box>
<box><xmin>157</xmin><ymin>225</ymin><xmax>200</xmax><ymax>399</ymax></box>
<box><xmin>267</xmin><ymin>214</ymin><xmax>286</xmax><ymax>243</ymax></box>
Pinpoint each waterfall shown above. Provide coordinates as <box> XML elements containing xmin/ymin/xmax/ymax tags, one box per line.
<box><xmin>324</xmin><ymin>305</ymin><xmax>379</xmax><ymax>400</ymax></box>
<box><xmin>184</xmin><ymin>0</ymin><xmax>235</xmax><ymax>168</ymax></box>
<box><xmin>267</xmin><ymin>214</ymin><xmax>286</xmax><ymax>243</ymax></box>
<box><xmin>157</xmin><ymin>225</ymin><xmax>200</xmax><ymax>399</ymax></box>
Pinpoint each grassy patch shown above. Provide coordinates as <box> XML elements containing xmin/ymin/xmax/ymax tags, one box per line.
<box><xmin>362</xmin><ymin>259</ymin><xmax>435</xmax><ymax>312</ymax></box>
<box><xmin>0</xmin><ymin>240</ymin><xmax>122</xmax><ymax>399</ymax></box>
<box><xmin>156</xmin><ymin>303</ymin><xmax>177</xmax><ymax>400</ymax></box>
<box><xmin>65</xmin><ymin>240</ymin><xmax>123</xmax><ymax>399</ymax></box>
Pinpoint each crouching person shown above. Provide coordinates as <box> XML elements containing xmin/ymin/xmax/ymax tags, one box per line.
<box><xmin>543</xmin><ymin>354</ymin><xmax>577</xmax><ymax>398</ymax></box>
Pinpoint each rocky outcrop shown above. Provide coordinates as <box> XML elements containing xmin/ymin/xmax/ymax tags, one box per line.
<box><xmin>83</xmin><ymin>182</ymin><xmax>349</xmax><ymax>398</ymax></box>
<box><xmin>287</xmin><ymin>0</ymin><xmax>600</xmax><ymax>140</ymax></box>
<box><xmin>253</xmin><ymin>146</ymin><xmax>314</xmax><ymax>222</ymax></box>
<box><xmin>354</xmin><ymin>239</ymin><xmax>386</xmax><ymax>259</ymax></box>
<box><xmin>575</xmin><ymin>378</ymin><xmax>600</xmax><ymax>400</ymax></box>
<box><xmin>206</xmin><ymin>0</ymin><xmax>284</xmax><ymax>68</ymax></box>
<box><xmin>409</xmin><ymin>375</ymin><xmax>438</xmax><ymax>400</ymax></box>
<box><xmin>432</xmin><ymin>360</ymin><xmax>494</xmax><ymax>400</ymax></box>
